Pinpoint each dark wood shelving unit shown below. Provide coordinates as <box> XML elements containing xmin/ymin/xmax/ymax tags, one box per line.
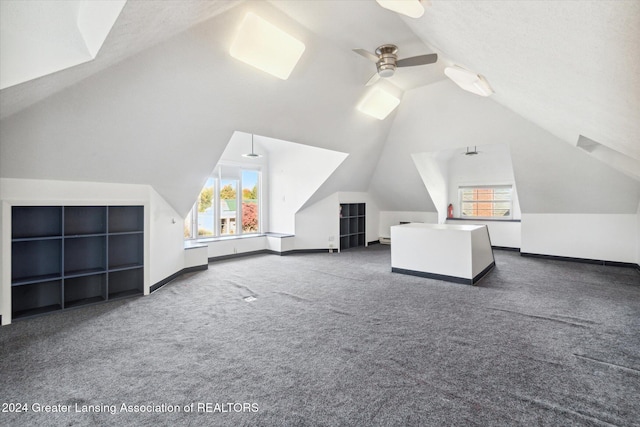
<box><xmin>11</xmin><ymin>205</ymin><xmax>144</xmax><ymax>320</ymax></box>
<box><xmin>339</xmin><ymin>203</ymin><xmax>365</xmax><ymax>251</ymax></box>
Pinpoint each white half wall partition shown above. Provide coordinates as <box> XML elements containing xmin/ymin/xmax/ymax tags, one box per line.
<box><xmin>391</xmin><ymin>223</ymin><xmax>495</xmax><ymax>285</ymax></box>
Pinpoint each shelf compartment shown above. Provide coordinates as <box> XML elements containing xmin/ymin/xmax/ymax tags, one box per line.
<box><xmin>12</xmin><ymin>239</ymin><xmax>62</xmax><ymax>283</ymax></box>
<box><xmin>109</xmin><ymin>268</ymin><xmax>143</xmax><ymax>299</ymax></box>
<box><xmin>108</xmin><ymin>233</ymin><xmax>143</xmax><ymax>269</ymax></box>
<box><xmin>64</xmin><ymin>274</ymin><xmax>107</xmax><ymax>308</ymax></box>
<box><xmin>12</xmin><ymin>206</ymin><xmax>62</xmax><ymax>239</ymax></box>
<box><xmin>64</xmin><ymin>236</ymin><xmax>106</xmax><ymax>276</ymax></box>
<box><xmin>64</xmin><ymin>206</ymin><xmax>106</xmax><ymax>236</ymax></box>
<box><xmin>340</xmin><ymin>217</ymin><xmax>349</xmax><ymax>236</ymax></box>
<box><xmin>340</xmin><ymin>236</ymin><xmax>350</xmax><ymax>250</ymax></box>
<box><xmin>350</xmin><ymin>217</ymin><xmax>358</xmax><ymax>233</ymax></box>
<box><xmin>109</xmin><ymin>206</ymin><xmax>143</xmax><ymax>233</ymax></box>
<box><xmin>12</xmin><ymin>280</ymin><xmax>62</xmax><ymax>319</ymax></box>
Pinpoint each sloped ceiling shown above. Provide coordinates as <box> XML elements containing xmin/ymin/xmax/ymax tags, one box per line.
<box><xmin>0</xmin><ymin>0</ymin><xmax>242</xmax><ymax>119</ymax></box>
<box><xmin>406</xmin><ymin>0</ymin><xmax>640</xmax><ymax>162</ymax></box>
<box><xmin>0</xmin><ymin>0</ymin><xmax>638</xmax><ymax>216</ymax></box>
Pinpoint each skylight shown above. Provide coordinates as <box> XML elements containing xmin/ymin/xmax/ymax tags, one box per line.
<box><xmin>357</xmin><ymin>87</ymin><xmax>401</xmax><ymax>120</ymax></box>
<box><xmin>229</xmin><ymin>12</ymin><xmax>306</xmax><ymax>80</ymax></box>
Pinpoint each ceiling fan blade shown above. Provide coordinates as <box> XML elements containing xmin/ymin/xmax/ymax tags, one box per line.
<box><xmin>396</xmin><ymin>53</ymin><xmax>438</xmax><ymax>67</ymax></box>
<box><xmin>353</xmin><ymin>48</ymin><xmax>379</xmax><ymax>63</ymax></box>
<box><xmin>365</xmin><ymin>72</ymin><xmax>380</xmax><ymax>86</ymax></box>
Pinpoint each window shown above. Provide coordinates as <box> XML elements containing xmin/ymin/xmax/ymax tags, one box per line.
<box><xmin>185</xmin><ymin>165</ymin><xmax>261</xmax><ymax>240</ymax></box>
<box><xmin>241</xmin><ymin>170</ymin><xmax>259</xmax><ymax>233</ymax></box>
<box><xmin>199</xmin><ymin>178</ymin><xmax>215</xmax><ymax>237</ymax></box>
<box><xmin>219</xmin><ymin>179</ymin><xmax>237</xmax><ymax>235</ymax></box>
<box><xmin>459</xmin><ymin>185</ymin><xmax>512</xmax><ymax>219</ymax></box>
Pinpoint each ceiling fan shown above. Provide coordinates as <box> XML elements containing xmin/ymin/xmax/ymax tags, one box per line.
<box><xmin>353</xmin><ymin>44</ymin><xmax>437</xmax><ymax>86</ymax></box>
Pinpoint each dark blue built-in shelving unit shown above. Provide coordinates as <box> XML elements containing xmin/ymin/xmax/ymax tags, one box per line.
<box><xmin>339</xmin><ymin>203</ymin><xmax>365</xmax><ymax>250</ymax></box>
<box><xmin>11</xmin><ymin>205</ymin><xmax>144</xmax><ymax>319</ymax></box>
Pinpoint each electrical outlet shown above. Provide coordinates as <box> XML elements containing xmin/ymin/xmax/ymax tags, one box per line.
<box><xmin>328</xmin><ymin>236</ymin><xmax>334</xmax><ymax>241</ymax></box>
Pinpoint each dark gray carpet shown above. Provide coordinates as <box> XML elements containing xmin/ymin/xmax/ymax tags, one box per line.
<box><xmin>1</xmin><ymin>246</ymin><xmax>639</xmax><ymax>426</ymax></box>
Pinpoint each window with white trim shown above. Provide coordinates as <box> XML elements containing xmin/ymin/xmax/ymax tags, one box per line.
<box><xmin>459</xmin><ymin>185</ymin><xmax>512</xmax><ymax>219</ymax></box>
<box><xmin>184</xmin><ymin>164</ymin><xmax>262</xmax><ymax>240</ymax></box>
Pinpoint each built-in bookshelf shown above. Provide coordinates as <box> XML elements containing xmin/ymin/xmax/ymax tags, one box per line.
<box><xmin>11</xmin><ymin>205</ymin><xmax>144</xmax><ymax>319</ymax></box>
<box><xmin>339</xmin><ymin>203</ymin><xmax>365</xmax><ymax>250</ymax></box>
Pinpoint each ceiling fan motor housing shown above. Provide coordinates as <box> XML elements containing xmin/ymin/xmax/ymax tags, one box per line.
<box><xmin>375</xmin><ymin>44</ymin><xmax>398</xmax><ymax>78</ymax></box>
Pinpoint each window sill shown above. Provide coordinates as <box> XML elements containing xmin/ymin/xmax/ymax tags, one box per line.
<box><xmin>189</xmin><ymin>234</ymin><xmax>265</xmax><ymax>244</ymax></box>
<box><xmin>447</xmin><ymin>218</ymin><xmax>521</xmax><ymax>223</ymax></box>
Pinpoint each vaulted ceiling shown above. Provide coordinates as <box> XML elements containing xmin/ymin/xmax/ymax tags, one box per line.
<box><xmin>1</xmin><ymin>0</ymin><xmax>638</xmax><ymax>215</ymax></box>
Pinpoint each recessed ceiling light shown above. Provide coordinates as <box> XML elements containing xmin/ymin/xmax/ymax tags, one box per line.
<box><xmin>230</xmin><ymin>12</ymin><xmax>305</xmax><ymax>80</ymax></box>
<box><xmin>376</xmin><ymin>0</ymin><xmax>426</xmax><ymax>18</ymax></box>
<box><xmin>357</xmin><ymin>87</ymin><xmax>401</xmax><ymax>120</ymax></box>
<box><xmin>444</xmin><ymin>65</ymin><xmax>494</xmax><ymax>97</ymax></box>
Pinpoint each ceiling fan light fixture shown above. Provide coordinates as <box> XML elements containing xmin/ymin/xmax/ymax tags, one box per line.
<box><xmin>444</xmin><ymin>65</ymin><xmax>494</xmax><ymax>97</ymax></box>
<box><xmin>230</xmin><ymin>12</ymin><xmax>305</xmax><ymax>80</ymax></box>
<box><xmin>376</xmin><ymin>0</ymin><xmax>425</xmax><ymax>18</ymax></box>
<box><xmin>357</xmin><ymin>87</ymin><xmax>401</xmax><ymax>120</ymax></box>
<box><xmin>242</xmin><ymin>134</ymin><xmax>262</xmax><ymax>158</ymax></box>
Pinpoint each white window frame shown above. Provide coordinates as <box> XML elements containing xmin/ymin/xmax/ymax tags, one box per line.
<box><xmin>185</xmin><ymin>163</ymin><xmax>262</xmax><ymax>240</ymax></box>
<box><xmin>458</xmin><ymin>184</ymin><xmax>513</xmax><ymax>220</ymax></box>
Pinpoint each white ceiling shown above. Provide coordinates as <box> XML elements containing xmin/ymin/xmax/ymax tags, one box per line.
<box><xmin>2</xmin><ymin>0</ymin><xmax>638</xmax><ymax>163</ymax></box>
<box><xmin>0</xmin><ymin>0</ymin><xmax>242</xmax><ymax>118</ymax></box>
<box><xmin>0</xmin><ymin>0</ymin><xmax>638</xmax><ymax>214</ymax></box>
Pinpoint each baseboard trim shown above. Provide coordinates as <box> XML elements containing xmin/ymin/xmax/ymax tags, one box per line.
<box><xmin>520</xmin><ymin>252</ymin><xmax>638</xmax><ymax>269</ymax></box>
<box><xmin>368</xmin><ymin>240</ymin><xmax>381</xmax><ymax>246</ymax></box>
<box><xmin>492</xmin><ymin>246</ymin><xmax>520</xmax><ymax>252</ymax></box>
<box><xmin>150</xmin><ymin>264</ymin><xmax>208</xmax><ymax>293</ymax></box>
<box><xmin>208</xmin><ymin>248</ymin><xmax>335</xmax><ymax>262</ymax></box>
<box><xmin>208</xmin><ymin>250</ymin><xmax>271</xmax><ymax>262</ymax></box>
<box><xmin>392</xmin><ymin>262</ymin><xmax>495</xmax><ymax>286</ymax></box>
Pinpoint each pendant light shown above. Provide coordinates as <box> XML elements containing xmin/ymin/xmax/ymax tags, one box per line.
<box><xmin>242</xmin><ymin>134</ymin><xmax>262</xmax><ymax>158</ymax></box>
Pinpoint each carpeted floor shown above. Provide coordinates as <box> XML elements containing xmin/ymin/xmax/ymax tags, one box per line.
<box><xmin>1</xmin><ymin>246</ymin><xmax>639</xmax><ymax>426</ymax></box>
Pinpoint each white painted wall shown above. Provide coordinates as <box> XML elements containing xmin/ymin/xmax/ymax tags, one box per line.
<box><xmin>184</xmin><ymin>246</ymin><xmax>208</xmax><ymax>269</ymax></box>
<box><xmin>149</xmin><ymin>188</ymin><xmax>186</xmax><ymax>284</ymax></box>
<box><xmin>446</xmin><ymin>219</ymin><xmax>521</xmax><ymax>249</ymax></box>
<box><xmin>266</xmin><ymin>137</ymin><xmax>347</xmax><ymax>235</ymax></box>
<box><xmin>445</xmin><ymin>144</ymin><xmax>521</xmax><ymax>220</ymax></box>
<box><xmin>0</xmin><ymin>178</ymin><xmax>186</xmax><ymax>324</ymax></box>
<box><xmin>371</xmin><ymin>80</ymin><xmax>640</xmax><ymax>215</ymax></box>
<box><xmin>411</xmin><ymin>152</ymin><xmax>448</xmax><ymax>223</ymax></box>
<box><xmin>637</xmin><ymin>202</ymin><xmax>640</xmax><ymax>265</ymax></box>
<box><xmin>521</xmin><ymin>214</ymin><xmax>637</xmax><ymax>263</ymax></box>
<box><xmin>378</xmin><ymin>211</ymin><xmax>438</xmax><ymax>239</ymax></box>
<box><xmin>206</xmin><ymin>236</ymin><xmax>267</xmax><ymax>258</ymax></box>
<box><xmin>294</xmin><ymin>193</ymin><xmax>340</xmax><ymax>250</ymax></box>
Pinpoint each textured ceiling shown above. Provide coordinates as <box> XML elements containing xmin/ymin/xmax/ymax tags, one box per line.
<box><xmin>407</xmin><ymin>0</ymin><xmax>640</xmax><ymax>162</ymax></box>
